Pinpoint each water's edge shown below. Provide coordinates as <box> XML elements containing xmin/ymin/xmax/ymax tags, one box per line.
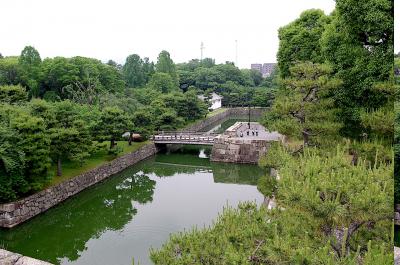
<box><xmin>0</xmin><ymin>143</ymin><xmax>158</xmax><ymax>228</ymax></box>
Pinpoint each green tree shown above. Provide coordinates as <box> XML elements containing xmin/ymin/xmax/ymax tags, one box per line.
<box><xmin>151</xmin><ymin>147</ymin><xmax>393</xmax><ymax>264</ymax></box>
<box><xmin>194</xmin><ymin>67</ymin><xmax>223</xmax><ymax>90</ymax></box>
<box><xmin>0</xmin><ymin>56</ymin><xmax>22</xmax><ymax>85</ymax></box>
<box><xmin>277</xmin><ymin>9</ymin><xmax>330</xmax><ymax>78</ymax></box>
<box><xmin>48</xmin><ymin>101</ymin><xmax>92</xmax><ymax>176</ymax></box>
<box><xmin>200</xmin><ymin>57</ymin><xmax>215</xmax><ymax>68</ymax></box>
<box><xmin>214</xmin><ymin>63</ymin><xmax>244</xmax><ymax>85</ymax></box>
<box><xmin>41</xmin><ymin>56</ymin><xmax>124</xmax><ymax>99</ymax></box>
<box><xmin>320</xmin><ymin>0</ymin><xmax>393</xmax><ymax>137</ymax></box>
<box><xmin>19</xmin><ymin>46</ymin><xmax>42</xmax><ymax>97</ymax></box>
<box><xmin>264</xmin><ymin>62</ymin><xmax>341</xmax><ymax>147</ymax></box>
<box><xmin>251</xmin><ymin>87</ymin><xmax>275</xmax><ymax>107</ymax></box>
<box><xmin>0</xmin><ymin>124</ymin><xmax>27</xmax><ymax>202</ymax></box>
<box><xmin>156</xmin><ymin>50</ymin><xmax>178</xmax><ymax>85</ymax></box>
<box><xmin>0</xmin><ymin>85</ymin><xmax>28</xmax><ymax>104</ymax></box>
<box><xmin>142</xmin><ymin>57</ymin><xmax>155</xmax><ymax>83</ymax></box>
<box><xmin>394</xmin><ymin>57</ymin><xmax>400</xmax><ymax>203</ymax></box>
<box><xmin>132</xmin><ymin>107</ymin><xmax>155</xmax><ymax>138</ymax></box>
<box><xmin>8</xmin><ymin>109</ymin><xmax>51</xmax><ymax>191</ymax></box>
<box><xmin>96</xmin><ymin>107</ymin><xmax>132</xmax><ymax>150</ymax></box>
<box><xmin>123</xmin><ymin>54</ymin><xmax>145</xmax><ymax>87</ymax></box>
<box><xmin>148</xmin><ymin>72</ymin><xmax>177</xmax><ymax>93</ymax></box>
<box><xmin>40</xmin><ymin>57</ymin><xmax>80</xmax><ymax>98</ymax></box>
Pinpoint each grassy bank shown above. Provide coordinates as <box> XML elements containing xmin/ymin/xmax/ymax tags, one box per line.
<box><xmin>47</xmin><ymin>141</ymin><xmax>149</xmax><ymax>187</ymax></box>
<box><xmin>206</xmin><ymin>107</ymin><xmax>227</xmax><ymax>117</ymax></box>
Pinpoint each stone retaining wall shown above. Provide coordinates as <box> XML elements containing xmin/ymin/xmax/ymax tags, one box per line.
<box><xmin>211</xmin><ymin>136</ymin><xmax>271</xmax><ymax>164</ymax></box>
<box><xmin>0</xmin><ymin>249</ymin><xmax>53</xmax><ymax>265</ymax></box>
<box><xmin>184</xmin><ymin>107</ymin><xmax>267</xmax><ymax>132</ymax></box>
<box><xmin>0</xmin><ymin>143</ymin><xmax>157</xmax><ymax>228</ymax></box>
<box><xmin>395</xmin><ymin>204</ymin><xmax>400</xmax><ymax>225</ymax></box>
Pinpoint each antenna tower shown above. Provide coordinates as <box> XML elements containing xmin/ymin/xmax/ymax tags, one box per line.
<box><xmin>200</xmin><ymin>42</ymin><xmax>205</xmax><ymax>61</ymax></box>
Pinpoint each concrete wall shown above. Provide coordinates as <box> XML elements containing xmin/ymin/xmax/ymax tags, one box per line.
<box><xmin>185</xmin><ymin>107</ymin><xmax>267</xmax><ymax>132</ymax></box>
<box><xmin>0</xmin><ymin>249</ymin><xmax>53</xmax><ymax>265</ymax></box>
<box><xmin>0</xmin><ymin>143</ymin><xmax>157</xmax><ymax>228</ymax></box>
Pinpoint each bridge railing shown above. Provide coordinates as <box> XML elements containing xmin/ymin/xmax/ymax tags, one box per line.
<box><xmin>150</xmin><ymin>131</ymin><xmax>218</xmax><ymax>143</ymax></box>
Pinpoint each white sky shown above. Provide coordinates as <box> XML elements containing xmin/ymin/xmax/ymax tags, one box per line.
<box><xmin>1</xmin><ymin>0</ymin><xmax>339</xmax><ymax>68</ymax></box>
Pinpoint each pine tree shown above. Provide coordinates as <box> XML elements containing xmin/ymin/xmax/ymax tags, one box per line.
<box><xmin>264</xmin><ymin>62</ymin><xmax>341</xmax><ymax>148</ymax></box>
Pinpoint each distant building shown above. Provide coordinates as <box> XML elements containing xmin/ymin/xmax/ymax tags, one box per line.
<box><xmin>210</xmin><ymin>92</ymin><xmax>222</xmax><ymax>110</ymax></box>
<box><xmin>262</xmin><ymin>63</ymin><xmax>276</xmax><ymax>77</ymax></box>
<box><xmin>251</xmin><ymin>63</ymin><xmax>276</xmax><ymax>78</ymax></box>
<box><xmin>251</xmin><ymin>64</ymin><xmax>262</xmax><ymax>73</ymax></box>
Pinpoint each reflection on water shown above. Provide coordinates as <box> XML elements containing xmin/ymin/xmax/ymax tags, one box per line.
<box><xmin>0</xmin><ymin>146</ymin><xmax>265</xmax><ymax>265</ymax></box>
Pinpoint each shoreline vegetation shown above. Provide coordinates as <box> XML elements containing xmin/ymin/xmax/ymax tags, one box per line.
<box><xmin>0</xmin><ymin>0</ymin><xmax>395</xmax><ymax>263</ymax></box>
<box><xmin>0</xmin><ymin>106</ymin><xmax>233</xmax><ymax>204</ymax></box>
<box><xmin>151</xmin><ymin>0</ymin><xmax>394</xmax><ymax>263</ymax></box>
<box><xmin>46</xmin><ymin>141</ymin><xmax>149</xmax><ymax>187</ymax></box>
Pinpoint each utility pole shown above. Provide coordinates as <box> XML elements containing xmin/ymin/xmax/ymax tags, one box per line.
<box><xmin>248</xmin><ymin>91</ymin><xmax>251</xmax><ymax>129</ymax></box>
<box><xmin>200</xmin><ymin>42</ymin><xmax>204</xmax><ymax>61</ymax></box>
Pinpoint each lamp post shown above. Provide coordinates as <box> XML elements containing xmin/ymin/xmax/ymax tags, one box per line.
<box><xmin>247</xmin><ymin>91</ymin><xmax>251</xmax><ymax>129</ymax></box>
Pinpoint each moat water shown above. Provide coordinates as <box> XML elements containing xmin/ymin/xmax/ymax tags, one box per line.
<box><xmin>0</xmin><ymin>145</ymin><xmax>265</xmax><ymax>265</ymax></box>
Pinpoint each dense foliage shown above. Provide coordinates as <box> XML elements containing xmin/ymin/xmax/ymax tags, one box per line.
<box><xmin>395</xmin><ymin>56</ymin><xmax>400</xmax><ymax>203</ymax></box>
<box><xmin>0</xmin><ymin>48</ymin><xmax>210</xmax><ymax>202</ymax></box>
<box><xmin>151</xmin><ymin>147</ymin><xmax>393</xmax><ymax>264</ymax></box>
<box><xmin>151</xmin><ymin>0</ymin><xmax>394</xmax><ymax>263</ymax></box>
<box><xmin>176</xmin><ymin>59</ymin><xmax>277</xmax><ymax>107</ymax></box>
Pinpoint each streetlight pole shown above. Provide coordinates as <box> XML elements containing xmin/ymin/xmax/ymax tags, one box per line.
<box><xmin>248</xmin><ymin>91</ymin><xmax>251</xmax><ymax>129</ymax></box>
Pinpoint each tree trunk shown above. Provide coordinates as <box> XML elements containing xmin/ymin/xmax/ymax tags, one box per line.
<box><xmin>110</xmin><ymin>138</ymin><xmax>115</xmax><ymax>149</ymax></box>
<box><xmin>302</xmin><ymin>129</ymin><xmax>310</xmax><ymax>147</ymax></box>
<box><xmin>128</xmin><ymin>132</ymin><xmax>133</xmax><ymax>146</ymax></box>
<box><xmin>330</xmin><ymin>221</ymin><xmax>365</xmax><ymax>258</ymax></box>
<box><xmin>57</xmin><ymin>157</ymin><xmax>62</xmax><ymax>177</ymax></box>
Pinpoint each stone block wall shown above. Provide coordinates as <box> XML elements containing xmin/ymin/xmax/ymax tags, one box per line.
<box><xmin>211</xmin><ymin>136</ymin><xmax>271</xmax><ymax>164</ymax></box>
<box><xmin>395</xmin><ymin>204</ymin><xmax>400</xmax><ymax>225</ymax></box>
<box><xmin>184</xmin><ymin>107</ymin><xmax>267</xmax><ymax>132</ymax></box>
<box><xmin>0</xmin><ymin>143</ymin><xmax>157</xmax><ymax>228</ymax></box>
<box><xmin>0</xmin><ymin>249</ymin><xmax>53</xmax><ymax>265</ymax></box>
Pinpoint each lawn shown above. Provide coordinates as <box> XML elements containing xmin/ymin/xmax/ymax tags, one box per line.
<box><xmin>206</xmin><ymin>107</ymin><xmax>227</xmax><ymax>117</ymax></box>
<box><xmin>180</xmin><ymin>108</ymin><xmax>228</xmax><ymax>130</ymax></box>
<box><xmin>47</xmin><ymin>141</ymin><xmax>149</xmax><ymax>187</ymax></box>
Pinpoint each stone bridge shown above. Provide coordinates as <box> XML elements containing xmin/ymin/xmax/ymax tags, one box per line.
<box><xmin>152</xmin><ymin>122</ymin><xmax>284</xmax><ymax>164</ymax></box>
<box><xmin>151</xmin><ymin>131</ymin><xmax>218</xmax><ymax>145</ymax></box>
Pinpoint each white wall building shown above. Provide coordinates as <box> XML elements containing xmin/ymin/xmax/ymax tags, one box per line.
<box><xmin>210</xmin><ymin>92</ymin><xmax>222</xmax><ymax>110</ymax></box>
<box><xmin>198</xmin><ymin>92</ymin><xmax>223</xmax><ymax>110</ymax></box>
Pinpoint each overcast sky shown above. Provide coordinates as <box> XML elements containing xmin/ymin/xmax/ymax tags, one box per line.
<box><xmin>3</xmin><ymin>0</ymin><xmax>396</xmax><ymax>69</ymax></box>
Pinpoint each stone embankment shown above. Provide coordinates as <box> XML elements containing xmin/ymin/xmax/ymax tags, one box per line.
<box><xmin>0</xmin><ymin>143</ymin><xmax>157</xmax><ymax>228</ymax></box>
<box><xmin>211</xmin><ymin>137</ymin><xmax>271</xmax><ymax>164</ymax></box>
<box><xmin>0</xmin><ymin>107</ymin><xmax>265</xmax><ymax>228</ymax></box>
<box><xmin>0</xmin><ymin>249</ymin><xmax>53</xmax><ymax>265</ymax></box>
<box><xmin>395</xmin><ymin>204</ymin><xmax>400</xmax><ymax>225</ymax></box>
<box><xmin>185</xmin><ymin>107</ymin><xmax>267</xmax><ymax>132</ymax></box>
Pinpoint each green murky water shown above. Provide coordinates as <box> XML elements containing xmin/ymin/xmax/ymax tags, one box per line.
<box><xmin>0</xmin><ymin>145</ymin><xmax>265</xmax><ymax>265</ymax></box>
<box><xmin>395</xmin><ymin>226</ymin><xmax>400</xmax><ymax>247</ymax></box>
